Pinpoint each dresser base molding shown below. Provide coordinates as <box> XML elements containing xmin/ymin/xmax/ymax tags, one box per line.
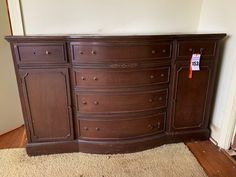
<box><xmin>26</xmin><ymin>141</ymin><xmax>78</xmax><ymax>156</ymax></box>
<box><xmin>26</xmin><ymin>130</ymin><xmax>209</xmax><ymax>155</ymax></box>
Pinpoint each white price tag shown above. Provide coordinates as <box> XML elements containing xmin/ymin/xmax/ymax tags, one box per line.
<box><xmin>191</xmin><ymin>54</ymin><xmax>201</xmax><ymax>71</ymax></box>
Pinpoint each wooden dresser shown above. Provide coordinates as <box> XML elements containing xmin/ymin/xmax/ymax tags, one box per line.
<box><xmin>6</xmin><ymin>34</ymin><xmax>226</xmax><ymax>155</ymax></box>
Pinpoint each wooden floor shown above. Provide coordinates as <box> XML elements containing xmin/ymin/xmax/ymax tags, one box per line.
<box><xmin>0</xmin><ymin>126</ymin><xmax>236</xmax><ymax>177</ymax></box>
<box><xmin>187</xmin><ymin>141</ymin><xmax>236</xmax><ymax>177</ymax></box>
<box><xmin>0</xmin><ymin>125</ymin><xmax>27</xmax><ymax>149</ymax></box>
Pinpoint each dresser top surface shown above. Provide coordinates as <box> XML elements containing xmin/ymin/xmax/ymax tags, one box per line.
<box><xmin>5</xmin><ymin>33</ymin><xmax>226</xmax><ymax>42</ymax></box>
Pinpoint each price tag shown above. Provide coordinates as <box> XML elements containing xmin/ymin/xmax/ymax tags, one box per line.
<box><xmin>191</xmin><ymin>54</ymin><xmax>201</xmax><ymax>71</ymax></box>
<box><xmin>189</xmin><ymin>54</ymin><xmax>201</xmax><ymax>79</ymax></box>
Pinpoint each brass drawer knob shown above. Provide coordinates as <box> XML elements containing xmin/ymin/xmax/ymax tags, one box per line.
<box><xmin>91</xmin><ymin>50</ymin><xmax>96</xmax><ymax>55</ymax></box>
<box><xmin>94</xmin><ymin>101</ymin><xmax>99</xmax><ymax>105</ymax></box>
<box><xmin>151</xmin><ymin>50</ymin><xmax>156</xmax><ymax>54</ymax></box>
<box><xmin>162</xmin><ymin>49</ymin><xmax>166</xmax><ymax>53</ymax></box>
<box><xmin>84</xmin><ymin>127</ymin><xmax>88</xmax><ymax>131</ymax></box>
<box><xmin>45</xmin><ymin>50</ymin><xmax>51</xmax><ymax>55</ymax></box>
<box><xmin>158</xmin><ymin>97</ymin><xmax>163</xmax><ymax>101</ymax></box>
<box><xmin>189</xmin><ymin>48</ymin><xmax>195</xmax><ymax>53</ymax></box>
<box><xmin>200</xmin><ymin>48</ymin><xmax>205</xmax><ymax>53</ymax></box>
<box><xmin>148</xmin><ymin>124</ymin><xmax>154</xmax><ymax>129</ymax></box>
<box><xmin>150</xmin><ymin>75</ymin><xmax>155</xmax><ymax>79</ymax></box>
<box><xmin>160</xmin><ymin>73</ymin><xmax>165</xmax><ymax>77</ymax></box>
<box><xmin>81</xmin><ymin>76</ymin><xmax>86</xmax><ymax>80</ymax></box>
<box><xmin>79</xmin><ymin>51</ymin><xmax>84</xmax><ymax>55</ymax></box>
<box><xmin>149</xmin><ymin>98</ymin><xmax>153</xmax><ymax>103</ymax></box>
<box><xmin>96</xmin><ymin>127</ymin><xmax>100</xmax><ymax>131</ymax></box>
<box><xmin>93</xmin><ymin>77</ymin><xmax>98</xmax><ymax>81</ymax></box>
<box><xmin>82</xmin><ymin>101</ymin><xmax>87</xmax><ymax>105</ymax></box>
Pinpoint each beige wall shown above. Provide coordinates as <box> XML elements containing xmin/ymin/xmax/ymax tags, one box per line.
<box><xmin>19</xmin><ymin>0</ymin><xmax>202</xmax><ymax>35</ymax></box>
<box><xmin>0</xmin><ymin>0</ymin><xmax>23</xmax><ymax>135</ymax></box>
<box><xmin>198</xmin><ymin>0</ymin><xmax>236</xmax><ymax>148</ymax></box>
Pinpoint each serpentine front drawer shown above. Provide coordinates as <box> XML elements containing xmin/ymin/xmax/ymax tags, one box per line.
<box><xmin>73</xmin><ymin>67</ymin><xmax>170</xmax><ymax>88</ymax></box>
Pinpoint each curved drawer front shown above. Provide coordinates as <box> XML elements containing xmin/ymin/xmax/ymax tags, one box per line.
<box><xmin>71</xmin><ymin>42</ymin><xmax>172</xmax><ymax>63</ymax></box>
<box><xmin>74</xmin><ymin>67</ymin><xmax>170</xmax><ymax>88</ymax></box>
<box><xmin>79</xmin><ymin>113</ymin><xmax>165</xmax><ymax>139</ymax></box>
<box><xmin>177</xmin><ymin>41</ymin><xmax>216</xmax><ymax>58</ymax></box>
<box><xmin>76</xmin><ymin>89</ymin><xmax>168</xmax><ymax>113</ymax></box>
<box><xmin>15</xmin><ymin>43</ymin><xmax>67</xmax><ymax>64</ymax></box>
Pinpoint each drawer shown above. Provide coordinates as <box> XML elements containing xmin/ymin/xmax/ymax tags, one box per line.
<box><xmin>71</xmin><ymin>42</ymin><xmax>172</xmax><ymax>63</ymax></box>
<box><xmin>74</xmin><ymin>67</ymin><xmax>170</xmax><ymax>88</ymax></box>
<box><xmin>76</xmin><ymin>89</ymin><xmax>168</xmax><ymax>113</ymax></box>
<box><xmin>15</xmin><ymin>43</ymin><xmax>67</xmax><ymax>64</ymax></box>
<box><xmin>78</xmin><ymin>113</ymin><xmax>165</xmax><ymax>139</ymax></box>
<box><xmin>177</xmin><ymin>41</ymin><xmax>216</xmax><ymax>58</ymax></box>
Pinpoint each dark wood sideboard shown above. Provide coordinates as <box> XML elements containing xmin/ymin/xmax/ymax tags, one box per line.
<box><xmin>6</xmin><ymin>34</ymin><xmax>226</xmax><ymax>155</ymax></box>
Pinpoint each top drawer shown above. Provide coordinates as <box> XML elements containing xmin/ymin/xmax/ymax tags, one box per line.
<box><xmin>177</xmin><ymin>41</ymin><xmax>216</xmax><ymax>58</ymax></box>
<box><xmin>70</xmin><ymin>42</ymin><xmax>172</xmax><ymax>63</ymax></box>
<box><xmin>14</xmin><ymin>43</ymin><xmax>67</xmax><ymax>64</ymax></box>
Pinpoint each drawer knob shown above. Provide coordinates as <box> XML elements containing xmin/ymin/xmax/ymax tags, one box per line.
<box><xmin>45</xmin><ymin>50</ymin><xmax>51</xmax><ymax>55</ymax></box>
<box><xmin>81</xmin><ymin>76</ymin><xmax>86</xmax><ymax>80</ymax></box>
<box><xmin>158</xmin><ymin>97</ymin><xmax>163</xmax><ymax>101</ymax></box>
<box><xmin>160</xmin><ymin>73</ymin><xmax>165</xmax><ymax>77</ymax></box>
<box><xmin>82</xmin><ymin>101</ymin><xmax>87</xmax><ymax>105</ymax></box>
<box><xmin>162</xmin><ymin>49</ymin><xmax>166</xmax><ymax>53</ymax></box>
<box><xmin>150</xmin><ymin>75</ymin><xmax>155</xmax><ymax>79</ymax></box>
<box><xmin>93</xmin><ymin>77</ymin><xmax>98</xmax><ymax>81</ymax></box>
<box><xmin>84</xmin><ymin>127</ymin><xmax>88</xmax><ymax>131</ymax></box>
<box><xmin>189</xmin><ymin>48</ymin><xmax>195</xmax><ymax>53</ymax></box>
<box><xmin>148</xmin><ymin>124</ymin><xmax>154</xmax><ymax>129</ymax></box>
<box><xmin>91</xmin><ymin>50</ymin><xmax>96</xmax><ymax>55</ymax></box>
<box><xmin>151</xmin><ymin>50</ymin><xmax>156</xmax><ymax>54</ymax></box>
<box><xmin>149</xmin><ymin>98</ymin><xmax>153</xmax><ymax>103</ymax></box>
<box><xmin>200</xmin><ymin>48</ymin><xmax>205</xmax><ymax>53</ymax></box>
<box><xmin>96</xmin><ymin>127</ymin><xmax>100</xmax><ymax>131</ymax></box>
<box><xmin>94</xmin><ymin>101</ymin><xmax>99</xmax><ymax>105</ymax></box>
<box><xmin>79</xmin><ymin>51</ymin><xmax>84</xmax><ymax>55</ymax></box>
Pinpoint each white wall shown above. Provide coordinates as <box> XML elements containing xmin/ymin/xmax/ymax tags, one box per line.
<box><xmin>19</xmin><ymin>0</ymin><xmax>202</xmax><ymax>35</ymax></box>
<box><xmin>0</xmin><ymin>0</ymin><xmax>23</xmax><ymax>135</ymax></box>
<box><xmin>198</xmin><ymin>0</ymin><xmax>236</xmax><ymax>148</ymax></box>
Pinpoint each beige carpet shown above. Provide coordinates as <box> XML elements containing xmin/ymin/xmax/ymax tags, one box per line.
<box><xmin>0</xmin><ymin>143</ymin><xmax>207</xmax><ymax>177</ymax></box>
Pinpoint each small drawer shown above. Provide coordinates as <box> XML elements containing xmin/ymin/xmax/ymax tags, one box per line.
<box><xmin>71</xmin><ymin>42</ymin><xmax>172</xmax><ymax>63</ymax></box>
<box><xmin>15</xmin><ymin>43</ymin><xmax>67</xmax><ymax>64</ymax></box>
<box><xmin>79</xmin><ymin>113</ymin><xmax>165</xmax><ymax>139</ymax></box>
<box><xmin>177</xmin><ymin>41</ymin><xmax>216</xmax><ymax>58</ymax></box>
<box><xmin>74</xmin><ymin>67</ymin><xmax>170</xmax><ymax>88</ymax></box>
<box><xmin>76</xmin><ymin>89</ymin><xmax>168</xmax><ymax>114</ymax></box>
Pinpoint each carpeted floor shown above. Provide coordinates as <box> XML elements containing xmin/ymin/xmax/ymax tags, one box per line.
<box><xmin>0</xmin><ymin>143</ymin><xmax>207</xmax><ymax>177</ymax></box>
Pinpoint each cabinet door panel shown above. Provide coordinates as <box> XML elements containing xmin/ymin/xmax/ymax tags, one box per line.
<box><xmin>20</xmin><ymin>68</ymin><xmax>73</xmax><ymax>142</ymax></box>
<box><xmin>171</xmin><ymin>61</ymin><xmax>213</xmax><ymax>130</ymax></box>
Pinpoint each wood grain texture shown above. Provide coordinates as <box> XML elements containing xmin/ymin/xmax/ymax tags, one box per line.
<box><xmin>19</xmin><ymin>68</ymin><xmax>74</xmax><ymax>143</ymax></box>
<box><xmin>0</xmin><ymin>126</ymin><xmax>26</xmax><ymax>149</ymax></box>
<box><xmin>187</xmin><ymin>141</ymin><xmax>236</xmax><ymax>177</ymax></box>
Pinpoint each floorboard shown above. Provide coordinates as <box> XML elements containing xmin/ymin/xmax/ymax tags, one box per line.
<box><xmin>0</xmin><ymin>125</ymin><xmax>27</xmax><ymax>149</ymax></box>
<box><xmin>187</xmin><ymin>141</ymin><xmax>236</xmax><ymax>177</ymax></box>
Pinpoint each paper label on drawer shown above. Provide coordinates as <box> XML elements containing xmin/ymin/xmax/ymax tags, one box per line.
<box><xmin>191</xmin><ymin>54</ymin><xmax>201</xmax><ymax>71</ymax></box>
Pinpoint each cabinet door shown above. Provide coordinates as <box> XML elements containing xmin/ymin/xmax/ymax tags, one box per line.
<box><xmin>20</xmin><ymin>68</ymin><xmax>73</xmax><ymax>142</ymax></box>
<box><xmin>171</xmin><ymin>61</ymin><xmax>213</xmax><ymax>130</ymax></box>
